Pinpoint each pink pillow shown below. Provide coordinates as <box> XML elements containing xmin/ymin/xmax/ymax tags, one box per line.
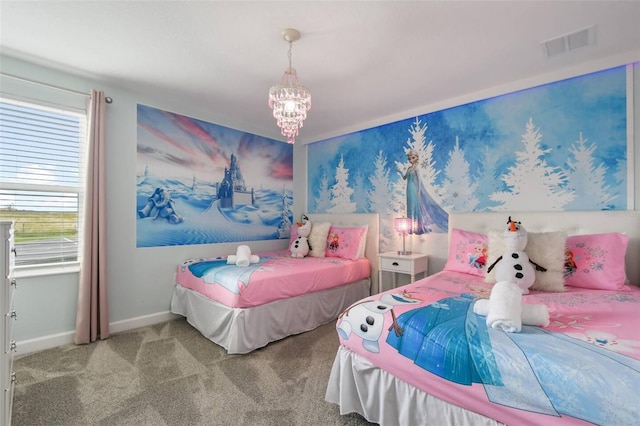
<box><xmin>325</xmin><ymin>226</ymin><xmax>366</xmax><ymax>261</ymax></box>
<box><xmin>564</xmin><ymin>232</ymin><xmax>630</xmax><ymax>291</ymax></box>
<box><xmin>444</xmin><ymin>228</ymin><xmax>488</xmax><ymax>277</ymax></box>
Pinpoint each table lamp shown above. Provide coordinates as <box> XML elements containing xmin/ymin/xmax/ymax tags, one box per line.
<box><xmin>393</xmin><ymin>217</ymin><xmax>413</xmax><ymax>255</ymax></box>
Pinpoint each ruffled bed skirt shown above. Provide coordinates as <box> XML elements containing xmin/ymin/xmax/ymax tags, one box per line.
<box><xmin>171</xmin><ymin>278</ymin><xmax>370</xmax><ymax>354</ymax></box>
<box><xmin>325</xmin><ymin>346</ymin><xmax>503</xmax><ymax>426</ymax></box>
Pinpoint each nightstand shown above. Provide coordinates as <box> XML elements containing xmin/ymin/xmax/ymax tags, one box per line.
<box><xmin>378</xmin><ymin>252</ymin><xmax>428</xmax><ymax>293</ymax></box>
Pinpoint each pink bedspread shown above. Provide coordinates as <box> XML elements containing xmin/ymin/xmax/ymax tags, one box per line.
<box><xmin>336</xmin><ymin>271</ymin><xmax>640</xmax><ymax>425</ymax></box>
<box><xmin>176</xmin><ymin>250</ymin><xmax>370</xmax><ymax>308</ymax></box>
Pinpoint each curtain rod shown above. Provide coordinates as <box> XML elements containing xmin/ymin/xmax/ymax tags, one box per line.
<box><xmin>0</xmin><ymin>72</ymin><xmax>113</xmax><ymax>103</ymax></box>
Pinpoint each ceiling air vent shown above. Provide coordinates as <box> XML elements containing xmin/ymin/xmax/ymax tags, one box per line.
<box><xmin>541</xmin><ymin>25</ymin><xmax>596</xmax><ymax>57</ymax></box>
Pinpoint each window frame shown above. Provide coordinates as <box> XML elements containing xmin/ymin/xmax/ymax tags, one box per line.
<box><xmin>0</xmin><ymin>95</ymin><xmax>87</xmax><ymax>277</ymax></box>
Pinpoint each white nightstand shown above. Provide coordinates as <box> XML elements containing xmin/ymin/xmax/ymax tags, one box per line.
<box><xmin>378</xmin><ymin>252</ymin><xmax>428</xmax><ymax>293</ymax></box>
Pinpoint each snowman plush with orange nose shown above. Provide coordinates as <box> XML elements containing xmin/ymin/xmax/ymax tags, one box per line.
<box><xmin>476</xmin><ymin>217</ymin><xmax>549</xmax><ymax>333</ymax></box>
<box><xmin>290</xmin><ymin>217</ymin><xmax>311</xmax><ymax>258</ymax></box>
<box><xmin>487</xmin><ymin>216</ymin><xmax>547</xmax><ymax>294</ymax></box>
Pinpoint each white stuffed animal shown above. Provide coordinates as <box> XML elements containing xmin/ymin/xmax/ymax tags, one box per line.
<box><xmin>290</xmin><ymin>218</ymin><xmax>311</xmax><ymax>258</ymax></box>
<box><xmin>487</xmin><ymin>216</ymin><xmax>546</xmax><ymax>294</ymax></box>
<box><xmin>476</xmin><ymin>216</ymin><xmax>549</xmax><ymax>333</ymax></box>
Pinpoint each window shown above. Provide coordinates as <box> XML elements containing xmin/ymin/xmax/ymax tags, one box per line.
<box><xmin>0</xmin><ymin>97</ymin><xmax>86</xmax><ymax>267</ymax></box>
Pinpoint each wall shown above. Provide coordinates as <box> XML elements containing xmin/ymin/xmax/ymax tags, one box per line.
<box><xmin>2</xmin><ymin>55</ymin><xmax>288</xmax><ymax>353</ymax></box>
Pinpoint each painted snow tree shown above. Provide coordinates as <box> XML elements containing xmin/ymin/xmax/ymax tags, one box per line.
<box><xmin>314</xmin><ymin>169</ymin><xmax>332</xmax><ymax>213</ymax></box>
<box><xmin>328</xmin><ymin>154</ymin><xmax>356</xmax><ymax>213</ymax></box>
<box><xmin>394</xmin><ymin>117</ymin><xmax>448</xmax><ymax>233</ymax></box>
<box><xmin>490</xmin><ymin>118</ymin><xmax>574</xmax><ymax>211</ymax></box>
<box><xmin>440</xmin><ymin>136</ymin><xmax>479</xmax><ymax>211</ymax></box>
<box><xmin>407</xmin><ymin>118</ymin><xmax>440</xmax><ymax>198</ymax></box>
<box><xmin>368</xmin><ymin>150</ymin><xmax>396</xmax><ymax>251</ymax></box>
<box><xmin>389</xmin><ymin>176</ymin><xmax>409</xmax><ymax>251</ymax></box>
<box><xmin>278</xmin><ymin>187</ymin><xmax>293</xmax><ymax>238</ymax></box>
<box><xmin>352</xmin><ymin>170</ymin><xmax>369</xmax><ymax>213</ymax></box>
<box><xmin>613</xmin><ymin>159</ymin><xmax>626</xmax><ymax>186</ymax></box>
<box><xmin>564</xmin><ymin>132</ymin><xmax>616</xmax><ymax>210</ymax></box>
<box><xmin>475</xmin><ymin>145</ymin><xmax>499</xmax><ymax>209</ymax></box>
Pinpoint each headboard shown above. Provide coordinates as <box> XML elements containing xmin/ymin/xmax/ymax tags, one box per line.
<box><xmin>307</xmin><ymin>213</ymin><xmax>380</xmax><ymax>294</ymax></box>
<box><xmin>449</xmin><ymin>211</ymin><xmax>640</xmax><ymax>287</ymax></box>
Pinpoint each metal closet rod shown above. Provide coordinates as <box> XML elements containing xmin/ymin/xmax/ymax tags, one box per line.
<box><xmin>0</xmin><ymin>72</ymin><xmax>113</xmax><ymax>103</ymax></box>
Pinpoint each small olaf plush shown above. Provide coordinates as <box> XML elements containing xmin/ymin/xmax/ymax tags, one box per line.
<box><xmin>290</xmin><ymin>218</ymin><xmax>311</xmax><ymax>258</ymax></box>
<box><xmin>487</xmin><ymin>216</ymin><xmax>547</xmax><ymax>294</ymax></box>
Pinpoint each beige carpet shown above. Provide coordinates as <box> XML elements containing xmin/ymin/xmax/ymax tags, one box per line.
<box><xmin>12</xmin><ymin>319</ymin><xmax>374</xmax><ymax>426</ymax></box>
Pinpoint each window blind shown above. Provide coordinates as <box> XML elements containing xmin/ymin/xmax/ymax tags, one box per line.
<box><xmin>0</xmin><ymin>97</ymin><xmax>86</xmax><ymax>266</ymax></box>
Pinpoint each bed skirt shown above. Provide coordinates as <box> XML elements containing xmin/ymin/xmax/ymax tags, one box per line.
<box><xmin>170</xmin><ymin>278</ymin><xmax>370</xmax><ymax>354</ymax></box>
<box><xmin>325</xmin><ymin>346</ymin><xmax>503</xmax><ymax>426</ymax></box>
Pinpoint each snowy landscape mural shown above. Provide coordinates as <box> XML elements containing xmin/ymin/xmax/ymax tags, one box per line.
<box><xmin>137</xmin><ymin>104</ymin><xmax>293</xmax><ymax>247</ymax></box>
<box><xmin>308</xmin><ymin>66</ymin><xmax>628</xmax><ymax>251</ymax></box>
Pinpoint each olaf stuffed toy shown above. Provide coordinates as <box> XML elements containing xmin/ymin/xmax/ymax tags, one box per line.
<box><xmin>290</xmin><ymin>217</ymin><xmax>311</xmax><ymax>258</ymax></box>
<box><xmin>474</xmin><ymin>217</ymin><xmax>549</xmax><ymax>333</ymax></box>
<box><xmin>486</xmin><ymin>216</ymin><xmax>546</xmax><ymax>294</ymax></box>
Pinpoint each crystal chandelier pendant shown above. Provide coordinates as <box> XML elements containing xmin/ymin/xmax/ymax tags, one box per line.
<box><xmin>268</xmin><ymin>29</ymin><xmax>311</xmax><ymax>144</ymax></box>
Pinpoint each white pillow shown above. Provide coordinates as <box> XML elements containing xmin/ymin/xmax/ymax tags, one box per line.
<box><xmin>356</xmin><ymin>225</ymin><xmax>368</xmax><ymax>258</ymax></box>
<box><xmin>308</xmin><ymin>222</ymin><xmax>331</xmax><ymax>257</ymax></box>
<box><xmin>485</xmin><ymin>230</ymin><xmax>567</xmax><ymax>292</ymax></box>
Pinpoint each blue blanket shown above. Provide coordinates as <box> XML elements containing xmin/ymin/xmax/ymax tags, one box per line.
<box><xmin>188</xmin><ymin>257</ymin><xmax>270</xmax><ymax>294</ymax></box>
<box><xmin>386</xmin><ymin>294</ymin><xmax>640</xmax><ymax>425</ymax></box>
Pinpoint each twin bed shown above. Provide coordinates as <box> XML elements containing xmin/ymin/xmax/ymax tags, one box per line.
<box><xmin>326</xmin><ymin>210</ymin><xmax>640</xmax><ymax>426</ymax></box>
<box><xmin>170</xmin><ymin>213</ymin><xmax>379</xmax><ymax>354</ymax></box>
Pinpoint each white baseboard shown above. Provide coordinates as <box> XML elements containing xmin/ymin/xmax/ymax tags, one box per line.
<box><xmin>15</xmin><ymin>331</ymin><xmax>76</xmax><ymax>356</ymax></box>
<box><xmin>16</xmin><ymin>311</ymin><xmax>181</xmax><ymax>355</ymax></box>
<box><xmin>109</xmin><ymin>311</ymin><xmax>181</xmax><ymax>334</ymax></box>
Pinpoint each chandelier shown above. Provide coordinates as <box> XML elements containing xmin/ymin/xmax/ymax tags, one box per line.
<box><xmin>268</xmin><ymin>28</ymin><xmax>311</xmax><ymax>144</ymax></box>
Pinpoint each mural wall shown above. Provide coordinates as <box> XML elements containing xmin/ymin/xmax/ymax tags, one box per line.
<box><xmin>308</xmin><ymin>66</ymin><xmax>628</xmax><ymax>252</ymax></box>
<box><xmin>136</xmin><ymin>104</ymin><xmax>293</xmax><ymax>247</ymax></box>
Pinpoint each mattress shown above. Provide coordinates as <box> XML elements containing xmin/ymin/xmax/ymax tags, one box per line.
<box><xmin>327</xmin><ymin>270</ymin><xmax>640</xmax><ymax>425</ymax></box>
<box><xmin>176</xmin><ymin>250</ymin><xmax>371</xmax><ymax>308</ymax></box>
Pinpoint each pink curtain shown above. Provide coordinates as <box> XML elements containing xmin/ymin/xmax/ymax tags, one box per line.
<box><xmin>74</xmin><ymin>89</ymin><xmax>109</xmax><ymax>344</ymax></box>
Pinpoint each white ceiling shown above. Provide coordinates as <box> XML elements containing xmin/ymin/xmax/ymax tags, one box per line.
<box><xmin>1</xmin><ymin>1</ymin><xmax>639</xmax><ymax>144</ymax></box>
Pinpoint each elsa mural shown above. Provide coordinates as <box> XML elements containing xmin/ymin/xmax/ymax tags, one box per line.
<box><xmin>398</xmin><ymin>149</ymin><xmax>448</xmax><ymax>234</ymax></box>
<box><xmin>308</xmin><ymin>66</ymin><xmax>627</xmax><ymax>252</ymax></box>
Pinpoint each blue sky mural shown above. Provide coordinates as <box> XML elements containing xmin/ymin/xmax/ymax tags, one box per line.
<box><xmin>308</xmin><ymin>66</ymin><xmax>628</xmax><ymax>250</ymax></box>
<box><xmin>137</xmin><ymin>104</ymin><xmax>293</xmax><ymax>247</ymax></box>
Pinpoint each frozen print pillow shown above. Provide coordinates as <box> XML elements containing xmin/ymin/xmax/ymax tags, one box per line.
<box><xmin>564</xmin><ymin>232</ymin><xmax>630</xmax><ymax>291</ymax></box>
<box><xmin>325</xmin><ymin>226</ymin><xmax>367</xmax><ymax>261</ymax></box>
<box><xmin>443</xmin><ymin>228</ymin><xmax>488</xmax><ymax>277</ymax></box>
